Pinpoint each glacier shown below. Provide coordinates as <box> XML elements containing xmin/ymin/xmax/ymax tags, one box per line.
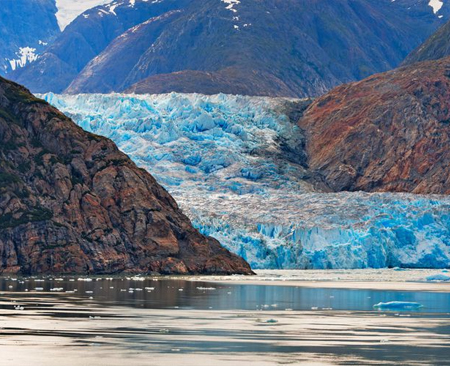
<box><xmin>43</xmin><ymin>92</ymin><xmax>450</xmax><ymax>269</ymax></box>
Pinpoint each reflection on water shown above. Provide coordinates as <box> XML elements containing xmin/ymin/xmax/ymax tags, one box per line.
<box><xmin>0</xmin><ymin>277</ymin><xmax>449</xmax><ymax>313</ymax></box>
<box><xmin>1</xmin><ymin>276</ymin><xmax>450</xmax><ymax>366</ymax></box>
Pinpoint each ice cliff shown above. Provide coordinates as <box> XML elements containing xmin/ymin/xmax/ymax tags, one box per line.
<box><xmin>43</xmin><ymin>92</ymin><xmax>450</xmax><ymax>269</ymax></box>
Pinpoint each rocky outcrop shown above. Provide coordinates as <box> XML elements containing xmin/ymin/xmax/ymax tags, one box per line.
<box><xmin>298</xmin><ymin>56</ymin><xmax>450</xmax><ymax>194</ymax></box>
<box><xmin>0</xmin><ymin>77</ymin><xmax>253</xmax><ymax>275</ymax></box>
<box><xmin>403</xmin><ymin>20</ymin><xmax>450</xmax><ymax>65</ymax></box>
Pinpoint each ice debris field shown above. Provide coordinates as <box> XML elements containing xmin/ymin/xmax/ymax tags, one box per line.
<box><xmin>44</xmin><ymin>92</ymin><xmax>450</xmax><ymax>270</ymax></box>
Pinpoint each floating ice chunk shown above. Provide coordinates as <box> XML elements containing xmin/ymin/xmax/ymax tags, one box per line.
<box><xmin>50</xmin><ymin>287</ymin><xmax>64</xmax><ymax>292</ymax></box>
<box><xmin>373</xmin><ymin>301</ymin><xmax>424</xmax><ymax>311</ymax></box>
<box><xmin>78</xmin><ymin>278</ymin><xmax>93</xmax><ymax>282</ymax></box>
<box><xmin>265</xmin><ymin>319</ymin><xmax>278</xmax><ymax>323</ymax></box>
<box><xmin>426</xmin><ymin>274</ymin><xmax>450</xmax><ymax>282</ymax></box>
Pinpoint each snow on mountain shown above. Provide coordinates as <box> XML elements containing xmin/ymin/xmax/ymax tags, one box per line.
<box><xmin>8</xmin><ymin>47</ymin><xmax>39</xmax><ymax>71</ymax></box>
<box><xmin>43</xmin><ymin>92</ymin><xmax>450</xmax><ymax>269</ymax></box>
<box><xmin>55</xmin><ymin>0</ymin><xmax>113</xmax><ymax>30</ymax></box>
<box><xmin>429</xmin><ymin>0</ymin><xmax>444</xmax><ymax>14</ymax></box>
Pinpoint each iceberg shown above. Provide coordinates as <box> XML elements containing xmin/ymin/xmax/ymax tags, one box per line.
<box><xmin>425</xmin><ymin>274</ymin><xmax>450</xmax><ymax>282</ymax></box>
<box><xmin>43</xmin><ymin>92</ymin><xmax>450</xmax><ymax>270</ymax></box>
<box><xmin>373</xmin><ymin>301</ymin><xmax>424</xmax><ymax>311</ymax></box>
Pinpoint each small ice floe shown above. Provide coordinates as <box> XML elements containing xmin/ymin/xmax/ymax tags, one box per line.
<box><xmin>131</xmin><ymin>277</ymin><xmax>145</xmax><ymax>281</ymax></box>
<box><xmin>373</xmin><ymin>301</ymin><xmax>424</xmax><ymax>311</ymax></box>
<box><xmin>426</xmin><ymin>274</ymin><xmax>450</xmax><ymax>282</ymax></box>
<box><xmin>50</xmin><ymin>288</ymin><xmax>64</xmax><ymax>292</ymax></box>
<box><xmin>311</xmin><ymin>307</ymin><xmax>319</xmax><ymax>310</ymax></box>
<box><xmin>55</xmin><ymin>278</ymin><xmax>64</xmax><ymax>281</ymax></box>
<box><xmin>265</xmin><ymin>319</ymin><xmax>278</xmax><ymax>323</ymax></box>
<box><xmin>196</xmin><ymin>287</ymin><xmax>216</xmax><ymax>291</ymax></box>
<box><xmin>78</xmin><ymin>278</ymin><xmax>93</xmax><ymax>282</ymax></box>
<box><xmin>8</xmin><ymin>285</ymin><xmax>13</xmax><ymax>289</ymax></box>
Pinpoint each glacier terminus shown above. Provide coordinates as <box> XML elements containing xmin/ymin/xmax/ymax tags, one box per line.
<box><xmin>44</xmin><ymin>92</ymin><xmax>450</xmax><ymax>270</ymax></box>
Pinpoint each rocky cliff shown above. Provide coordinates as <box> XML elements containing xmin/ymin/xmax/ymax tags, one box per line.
<box><xmin>0</xmin><ymin>77</ymin><xmax>253</xmax><ymax>275</ymax></box>
<box><xmin>298</xmin><ymin>56</ymin><xmax>450</xmax><ymax>194</ymax></box>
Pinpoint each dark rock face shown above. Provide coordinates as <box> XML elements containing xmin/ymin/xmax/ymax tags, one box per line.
<box><xmin>0</xmin><ymin>0</ymin><xmax>59</xmax><ymax>74</ymax></box>
<box><xmin>403</xmin><ymin>20</ymin><xmax>450</xmax><ymax>65</ymax></box>
<box><xmin>0</xmin><ymin>77</ymin><xmax>253</xmax><ymax>275</ymax></box>
<box><xmin>298</xmin><ymin>56</ymin><xmax>450</xmax><ymax>194</ymax></box>
<box><xmin>10</xmin><ymin>0</ymin><xmax>450</xmax><ymax>96</ymax></box>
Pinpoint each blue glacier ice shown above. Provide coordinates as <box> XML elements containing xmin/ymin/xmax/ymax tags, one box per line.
<box><xmin>43</xmin><ymin>92</ymin><xmax>450</xmax><ymax>270</ymax></box>
<box><xmin>373</xmin><ymin>301</ymin><xmax>424</xmax><ymax>311</ymax></box>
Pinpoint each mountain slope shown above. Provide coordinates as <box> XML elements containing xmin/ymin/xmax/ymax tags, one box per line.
<box><xmin>298</xmin><ymin>56</ymin><xmax>450</xmax><ymax>194</ymax></box>
<box><xmin>11</xmin><ymin>0</ymin><xmax>450</xmax><ymax>96</ymax></box>
<box><xmin>0</xmin><ymin>77</ymin><xmax>252</xmax><ymax>275</ymax></box>
<box><xmin>403</xmin><ymin>20</ymin><xmax>450</xmax><ymax>65</ymax></box>
<box><xmin>10</xmin><ymin>0</ymin><xmax>191</xmax><ymax>93</ymax></box>
<box><xmin>0</xmin><ymin>0</ymin><xmax>60</xmax><ymax>74</ymax></box>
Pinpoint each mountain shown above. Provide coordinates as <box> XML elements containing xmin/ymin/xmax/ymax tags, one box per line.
<box><xmin>44</xmin><ymin>92</ymin><xmax>450</xmax><ymax>269</ymax></box>
<box><xmin>0</xmin><ymin>77</ymin><xmax>252</xmax><ymax>275</ymax></box>
<box><xmin>10</xmin><ymin>0</ymin><xmax>192</xmax><ymax>94</ymax></box>
<box><xmin>403</xmin><ymin>19</ymin><xmax>450</xmax><ymax>65</ymax></box>
<box><xmin>0</xmin><ymin>0</ymin><xmax>60</xmax><ymax>74</ymax></box>
<box><xmin>11</xmin><ymin>0</ymin><xmax>450</xmax><ymax>96</ymax></box>
<box><xmin>54</xmin><ymin>0</ymin><xmax>113</xmax><ymax>30</ymax></box>
<box><xmin>298</xmin><ymin>56</ymin><xmax>450</xmax><ymax>194</ymax></box>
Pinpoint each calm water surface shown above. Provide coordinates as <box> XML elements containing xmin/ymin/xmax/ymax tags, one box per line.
<box><xmin>0</xmin><ymin>276</ymin><xmax>449</xmax><ymax>366</ymax></box>
<box><xmin>0</xmin><ymin>276</ymin><xmax>449</xmax><ymax>312</ymax></box>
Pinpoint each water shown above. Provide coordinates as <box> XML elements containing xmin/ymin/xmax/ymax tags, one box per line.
<box><xmin>1</xmin><ymin>275</ymin><xmax>450</xmax><ymax>366</ymax></box>
<box><xmin>1</xmin><ymin>277</ymin><xmax>450</xmax><ymax>313</ymax></box>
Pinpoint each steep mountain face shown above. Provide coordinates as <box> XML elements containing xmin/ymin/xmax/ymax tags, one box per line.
<box><xmin>10</xmin><ymin>0</ymin><xmax>192</xmax><ymax>94</ymax></box>
<box><xmin>403</xmin><ymin>20</ymin><xmax>450</xmax><ymax>65</ymax></box>
<box><xmin>298</xmin><ymin>56</ymin><xmax>450</xmax><ymax>194</ymax></box>
<box><xmin>0</xmin><ymin>77</ymin><xmax>252</xmax><ymax>275</ymax></box>
<box><xmin>11</xmin><ymin>0</ymin><xmax>450</xmax><ymax>96</ymax></box>
<box><xmin>0</xmin><ymin>0</ymin><xmax>60</xmax><ymax>74</ymax></box>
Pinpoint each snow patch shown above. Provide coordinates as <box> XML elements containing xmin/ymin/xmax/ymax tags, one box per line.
<box><xmin>55</xmin><ymin>0</ymin><xmax>113</xmax><ymax>30</ymax></box>
<box><xmin>222</xmin><ymin>0</ymin><xmax>240</xmax><ymax>13</ymax></box>
<box><xmin>429</xmin><ymin>0</ymin><xmax>444</xmax><ymax>14</ymax></box>
<box><xmin>8</xmin><ymin>47</ymin><xmax>38</xmax><ymax>71</ymax></box>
